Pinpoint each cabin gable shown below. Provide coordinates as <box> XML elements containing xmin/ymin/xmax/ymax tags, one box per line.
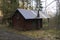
<box><xmin>12</xmin><ymin>9</ymin><xmax>50</xmax><ymax>30</ymax></box>
<box><xmin>12</xmin><ymin>10</ymin><xmax>26</xmax><ymax>30</ymax></box>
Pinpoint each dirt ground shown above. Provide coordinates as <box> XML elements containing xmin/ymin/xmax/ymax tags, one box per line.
<box><xmin>0</xmin><ymin>24</ymin><xmax>59</xmax><ymax>40</ymax></box>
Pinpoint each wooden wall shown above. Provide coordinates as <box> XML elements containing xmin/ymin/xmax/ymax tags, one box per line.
<box><xmin>12</xmin><ymin>11</ymin><xmax>42</xmax><ymax>31</ymax></box>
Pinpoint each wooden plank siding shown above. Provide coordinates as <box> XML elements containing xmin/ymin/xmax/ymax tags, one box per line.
<box><xmin>12</xmin><ymin>10</ymin><xmax>42</xmax><ymax>31</ymax></box>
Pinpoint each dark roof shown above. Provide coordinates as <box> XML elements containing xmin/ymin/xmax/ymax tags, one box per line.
<box><xmin>16</xmin><ymin>9</ymin><xmax>50</xmax><ymax>19</ymax></box>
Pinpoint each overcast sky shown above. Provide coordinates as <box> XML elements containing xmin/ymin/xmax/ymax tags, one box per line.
<box><xmin>19</xmin><ymin>0</ymin><xmax>56</xmax><ymax>13</ymax></box>
<box><xmin>41</xmin><ymin>0</ymin><xmax>56</xmax><ymax>13</ymax></box>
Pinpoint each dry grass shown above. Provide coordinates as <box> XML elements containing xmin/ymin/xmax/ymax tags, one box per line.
<box><xmin>8</xmin><ymin>28</ymin><xmax>57</xmax><ymax>40</ymax></box>
<box><xmin>15</xmin><ymin>30</ymin><xmax>56</xmax><ymax>38</ymax></box>
<box><xmin>0</xmin><ymin>24</ymin><xmax>60</xmax><ymax>40</ymax></box>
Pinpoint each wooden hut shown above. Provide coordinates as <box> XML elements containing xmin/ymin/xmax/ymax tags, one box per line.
<box><xmin>12</xmin><ymin>9</ymin><xmax>50</xmax><ymax>30</ymax></box>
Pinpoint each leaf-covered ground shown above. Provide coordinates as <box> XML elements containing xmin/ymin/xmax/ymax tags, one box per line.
<box><xmin>0</xmin><ymin>24</ymin><xmax>60</xmax><ymax>40</ymax></box>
